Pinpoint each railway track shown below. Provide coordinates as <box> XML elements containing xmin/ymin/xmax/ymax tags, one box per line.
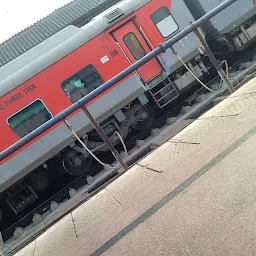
<box><xmin>4</xmin><ymin>46</ymin><xmax>256</xmax><ymax>254</ymax></box>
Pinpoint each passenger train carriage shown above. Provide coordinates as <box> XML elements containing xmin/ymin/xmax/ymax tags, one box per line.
<box><xmin>0</xmin><ymin>0</ymin><xmax>204</xmax><ymax>214</ymax></box>
<box><xmin>184</xmin><ymin>0</ymin><xmax>256</xmax><ymax>51</ymax></box>
<box><xmin>0</xmin><ymin>0</ymin><xmax>255</xmax><ymax>241</ymax></box>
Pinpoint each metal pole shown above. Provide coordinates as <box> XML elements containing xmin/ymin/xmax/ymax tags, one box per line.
<box><xmin>80</xmin><ymin>105</ymin><xmax>128</xmax><ymax>171</ymax></box>
<box><xmin>192</xmin><ymin>26</ymin><xmax>235</xmax><ymax>93</ymax></box>
<box><xmin>0</xmin><ymin>0</ymin><xmax>238</xmax><ymax>162</ymax></box>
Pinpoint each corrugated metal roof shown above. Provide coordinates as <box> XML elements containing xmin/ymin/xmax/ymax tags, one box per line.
<box><xmin>0</xmin><ymin>0</ymin><xmax>122</xmax><ymax>68</ymax></box>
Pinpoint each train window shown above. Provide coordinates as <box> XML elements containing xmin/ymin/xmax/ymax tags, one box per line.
<box><xmin>123</xmin><ymin>33</ymin><xmax>146</xmax><ymax>60</ymax></box>
<box><xmin>7</xmin><ymin>100</ymin><xmax>52</xmax><ymax>138</ymax></box>
<box><xmin>151</xmin><ymin>7</ymin><xmax>179</xmax><ymax>38</ymax></box>
<box><xmin>61</xmin><ymin>64</ymin><xmax>104</xmax><ymax>103</ymax></box>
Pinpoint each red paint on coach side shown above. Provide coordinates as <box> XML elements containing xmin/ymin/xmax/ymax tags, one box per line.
<box><xmin>0</xmin><ymin>0</ymin><xmax>172</xmax><ymax>163</ymax></box>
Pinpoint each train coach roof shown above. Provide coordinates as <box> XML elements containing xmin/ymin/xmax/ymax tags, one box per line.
<box><xmin>0</xmin><ymin>0</ymin><xmax>122</xmax><ymax>68</ymax></box>
<box><xmin>0</xmin><ymin>0</ymin><xmax>149</xmax><ymax>98</ymax></box>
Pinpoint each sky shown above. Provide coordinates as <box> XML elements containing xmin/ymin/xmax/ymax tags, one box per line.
<box><xmin>0</xmin><ymin>0</ymin><xmax>72</xmax><ymax>44</ymax></box>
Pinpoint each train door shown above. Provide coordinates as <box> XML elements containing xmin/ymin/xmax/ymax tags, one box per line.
<box><xmin>113</xmin><ymin>21</ymin><xmax>163</xmax><ymax>83</ymax></box>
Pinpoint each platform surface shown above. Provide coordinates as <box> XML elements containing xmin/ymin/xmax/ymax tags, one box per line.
<box><xmin>14</xmin><ymin>77</ymin><xmax>256</xmax><ymax>256</ymax></box>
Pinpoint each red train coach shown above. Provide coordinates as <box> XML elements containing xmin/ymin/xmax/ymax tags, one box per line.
<box><xmin>0</xmin><ymin>0</ymin><xmax>206</xmax><ymax>233</ymax></box>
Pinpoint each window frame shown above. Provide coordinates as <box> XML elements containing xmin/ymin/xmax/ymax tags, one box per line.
<box><xmin>123</xmin><ymin>32</ymin><xmax>146</xmax><ymax>60</ymax></box>
<box><xmin>61</xmin><ymin>64</ymin><xmax>104</xmax><ymax>102</ymax></box>
<box><xmin>7</xmin><ymin>98</ymin><xmax>53</xmax><ymax>139</ymax></box>
<box><xmin>151</xmin><ymin>6</ymin><xmax>179</xmax><ymax>39</ymax></box>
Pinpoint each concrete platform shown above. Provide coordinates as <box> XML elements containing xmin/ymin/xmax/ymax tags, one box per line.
<box><xmin>14</xmin><ymin>77</ymin><xmax>256</xmax><ymax>256</ymax></box>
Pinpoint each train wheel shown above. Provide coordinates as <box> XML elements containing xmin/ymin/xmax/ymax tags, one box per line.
<box><xmin>29</xmin><ymin>169</ymin><xmax>51</xmax><ymax>192</ymax></box>
<box><xmin>62</xmin><ymin>149</ymin><xmax>92</xmax><ymax>176</ymax></box>
<box><xmin>132</xmin><ymin>106</ymin><xmax>155</xmax><ymax>131</ymax></box>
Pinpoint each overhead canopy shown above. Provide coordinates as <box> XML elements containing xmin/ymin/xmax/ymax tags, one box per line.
<box><xmin>0</xmin><ymin>0</ymin><xmax>122</xmax><ymax>68</ymax></box>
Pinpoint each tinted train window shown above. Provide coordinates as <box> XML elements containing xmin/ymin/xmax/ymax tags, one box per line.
<box><xmin>151</xmin><ymin>7</ymin><xmax>179</xmax><ymax>38</ymax></box>
<box><xmin>61</xmin><ymin>64</ymin><xmax>104</xmax><ymax>103</ymax></box>
<box><xmin>8</xmin><ymin>100</ymin><xmax>52</xmax><ymax>138</ymax></box>
<box><xmin>123</xmin><ymin>33</ymin><xmax>146</xmax><ymax>60</ymax></box>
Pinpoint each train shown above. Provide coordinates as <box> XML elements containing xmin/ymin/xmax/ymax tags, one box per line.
<box><xmin>0</xmin><ymin>0</ymin><xmax>255</xmax><ymax>240</ymax></box>
<box><xmin>184</xmin><ymin>0</ymin><xmax>256</xmax><ymax>52</ymax></box>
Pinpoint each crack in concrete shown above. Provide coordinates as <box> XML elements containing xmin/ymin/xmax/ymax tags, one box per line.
<box><xmin>168</xmin><ymin>140</ymin><xmax>201</xmax><ymax>145</ymax></box>
<box><xmin>136</xmin><ymin>163</ymin><xmax>162</xmax><ymax>173</ymax></box>
<box><xmin>32</xmin><ymin>239</ymin><xmax>37</xmax><ymax>256</ymax></box>
<box><xmin>70</xmin><ymin>212</ymin><xmax>78</xmax><ymax>238</ymax></box>
<box><xmin>105</xmin><ymin>188</ymin><xmax>122</xmax><ymax>206</ymax></box>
